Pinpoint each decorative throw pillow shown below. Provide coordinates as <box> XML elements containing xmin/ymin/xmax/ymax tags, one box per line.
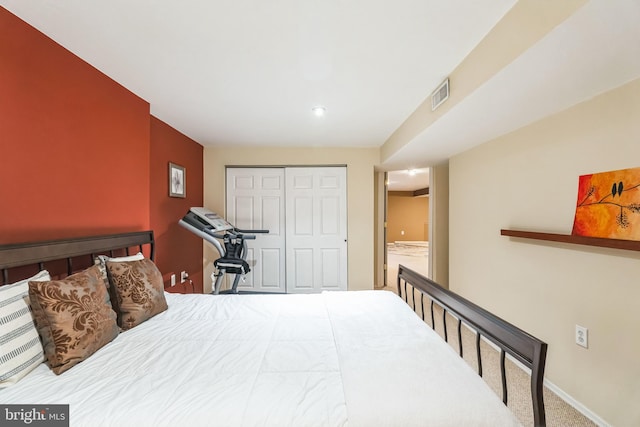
<box><xmin>0</xmin><ymin>270</ymin><xmax>50</xmax><ymax>387</ymax></box>
<box><xmin>94</xmin><ymin>252</ymin><xmax>145</xmax><ymax>316</ymax></box>
<box><xmin>94</xmin><ymin>252</ymin><xmax>144</xmax><ymax>290</ymax></box>
<box><xmin>106</xmin><ymin>258</ymin><xmax>168</xmax><ymax>330</ymax></box>
<box><xmin>28</xmin><ymin>265</ymin><xmax>119</xmax><ymax>375</ymax></box>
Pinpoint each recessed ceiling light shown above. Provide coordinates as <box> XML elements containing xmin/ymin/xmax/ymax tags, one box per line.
<box><xmin>312</xmin><ymin>106</ymin><xmax>326</xmax><ymax>117</ymax></box>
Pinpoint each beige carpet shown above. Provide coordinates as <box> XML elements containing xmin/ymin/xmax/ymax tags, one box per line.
<box><xmin>377</xmin><ymin>286</ymin><xmax>596</xmax><ymax>427</ymax></box>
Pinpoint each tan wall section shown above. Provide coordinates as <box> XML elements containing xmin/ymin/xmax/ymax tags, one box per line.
<box><xmin>449</xmin><ymin>78</ymin><xmax>640</xmax><ymax>426</ymax></box>
<box><xmin>203</xmin><ymin>146</ymin><xmax>379</xmax><ymax>293</ymax></box>
<box><xmin>387</xmin><ymin>192</ymin><xmax>429</xmax><ymax>242</ymax></box>
<box><xmin>430</xmin><ymin>162</ymin><xmax>449</xmax><ymax>288</ymax></box>
<box><xmin>374</xmin><ymin>172</ymin><xmax>386</xmax><ymax>288</ymax></box>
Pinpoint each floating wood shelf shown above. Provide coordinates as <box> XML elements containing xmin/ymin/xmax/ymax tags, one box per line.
<box><xmin>500</xmin><ymin>229</ymin><xmax>640</xmax><ymax>252</ymax></box>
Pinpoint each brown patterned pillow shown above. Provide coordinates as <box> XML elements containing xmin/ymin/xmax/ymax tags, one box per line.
<box><xmin>28</xmin><ymin>265</ymin><xmax>119</xmax><ymax>375</ymax></box>
<box><xmin>93</xmin><ymin>252</ymin><xmax>145</xmax><ymax>291</ymax></box>
<box><xmin>106</xmin><ymin>258</ymin><xmax>168</xmax><ymax>330</ymax></box>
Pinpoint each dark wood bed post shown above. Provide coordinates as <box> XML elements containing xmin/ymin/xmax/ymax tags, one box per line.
<box><xmin>532</xmin><ymin>342</ymin><xmax>548</xmax><ymax>427</ymax></box>
<box><xmin>397</xmin><ymin>264</ymin><xmax>548</xmax><ymax>427</ymax></box>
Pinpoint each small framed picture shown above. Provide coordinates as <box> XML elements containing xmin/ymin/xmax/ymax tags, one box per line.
<box><xmin>169</xmin><ymin>163</ymin><xmax>186</xmax><ymax>198</ymax></box>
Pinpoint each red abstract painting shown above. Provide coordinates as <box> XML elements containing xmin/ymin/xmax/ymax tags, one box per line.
<box><xmin>572</xmin><ymin>167</ymin><xmax>640</xmax><ymax>240</ymax></box>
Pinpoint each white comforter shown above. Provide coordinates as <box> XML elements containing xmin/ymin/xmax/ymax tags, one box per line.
<box><xmin>0</xmin><ymin>291</ymin><xmax>520</xmax><ymax>427</ymax></box>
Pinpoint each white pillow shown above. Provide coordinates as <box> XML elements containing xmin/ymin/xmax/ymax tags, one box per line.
<box><xmin>99</xmin><ymin>252</ymin><xmax>145</xmax><ymax>263</ymax></box>
<box><xmin>0</xmin><ymin>270</ymin><xmax>50</xmax><ymax>387</ymax></box>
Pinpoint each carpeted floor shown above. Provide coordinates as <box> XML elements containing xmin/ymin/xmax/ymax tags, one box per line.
<box><xmin>376</xmin><ymin>286</ymin><xmax>597</xmax><ymax>426</ymax></box>
<box><xmin>380</xmin><ymin>243</ymin><xmax>596</xmax><ymax>426</ymax></box>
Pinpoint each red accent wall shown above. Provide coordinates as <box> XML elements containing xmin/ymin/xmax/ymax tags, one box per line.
<box><xmin>150</xmin><ymin>117</ymin><xmax>203</xmax><ymax>293</ymax></box>
<box><xmin>1</xmin><ymin>8</ymin><xmax>205</xmax><ymax>293</ymax></box>
<box><xmin>0</xmin><ymin>7</ymin><xmax>150</xmax><ymax>242</ymax></box>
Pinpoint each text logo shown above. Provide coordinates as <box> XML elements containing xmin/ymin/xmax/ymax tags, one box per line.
<box><xmin>1</xmin><ymin>405</ymin><xmax>69</xmax><ymax>426</ymax></box>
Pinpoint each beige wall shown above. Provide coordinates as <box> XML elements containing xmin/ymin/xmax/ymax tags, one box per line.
<box><xmin>387</xmin><ymin>192</ymin><xmax>429</xmax><ymax>242</ymax></box>
<box><xmin>203</xmin><ymin>146</ymin><xmax>379</xmax><ymax>293</ymax></box>
<box><xmin>430</xmin><ymin>162</ymin><xmax>449</xmax><ymax>288</ymax></box>
<box><xmin>374</xmin><ymin>172</ymin><xmax>385</xmax><ymax>288</ymax></box>
<box><xmin>449</xmin><ymin>78</ymin><xmax>640</xmax><ymax>426</ymax></box>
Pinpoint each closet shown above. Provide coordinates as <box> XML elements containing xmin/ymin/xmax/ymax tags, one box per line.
<box><xmin>226</xmin><ymin>166</ymin><xmax>347</xmax><ymax>293</ymax></box>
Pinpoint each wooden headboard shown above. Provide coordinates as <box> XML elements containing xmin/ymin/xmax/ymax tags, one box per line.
<box><xmin>0</xmin><ymin>231</ymin><xmax>155</xmax><ymax>286</ymax></box>
<box><xmin>397</xmin><ymin>264</ymin><xmax>548</xmax><ymax>427</ymax></box>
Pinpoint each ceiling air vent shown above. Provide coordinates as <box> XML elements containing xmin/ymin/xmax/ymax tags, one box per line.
<box><xmin>431</xmin><ymin>78</ymin><xmax>449</xmax><ymax>111</ymax></box>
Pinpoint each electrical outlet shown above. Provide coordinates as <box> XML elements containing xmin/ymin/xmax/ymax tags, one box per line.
<box><xmin>575</xmin><ymin>325</ymin><xmax>588</xmax><ymax>348</ymax></box>
<box><xmin>170</xmin><ymin>274</ymin><xmax>176</xmax><ymax>287</ymax></box>
<box><xmin>181</xmin><ymin>271</ymin><xmax>188</xmax><ymax>283</ymax></box>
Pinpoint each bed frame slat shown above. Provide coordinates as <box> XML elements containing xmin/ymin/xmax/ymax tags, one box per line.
<box><xmin>501</xmin><ymin>349</ymin><xmax>508</xmax><ymax>405</ymax></box>
<box><xmin>457</xmin><ymin>319</ymin><xmax>463</xmax><ymax>357</ymax></box>
<box><xmin>442</xmin><ymin>308</ymin><xmax>448</xmax><ymax>342</ymax></box>
<box><xmin>476</xmin><ymin>332</ymin><xmax>483</xmax><ymax>377</ymax></box>
<box><xmin>430</xmin><ymin>300</ymin><xmax>435</xmax><ymax>329</ymax></box>
<box><xmin>397</xmin><ymin>264</ymin><xmax>547</xmax><ymax>427</ymax></box>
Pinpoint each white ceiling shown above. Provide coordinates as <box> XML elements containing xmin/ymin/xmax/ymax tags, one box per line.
<box><xmin>1</xmin><ymin>0</ymin><xmax>515</xmax><ymax>148</ymax></box>
<box><xmin>382</xmin><ymin>0</ymin><xmax>640</xmax><ymax>170</ymax></box>
<box><xmin>2</xmin><ymin>0</ymin><xmax>639</xmax><ymax>173</ymax></box>
<box><xmin>387</xmin><ymin>168</ymin><xmax>429</xmax><ymax>192</ymax></box>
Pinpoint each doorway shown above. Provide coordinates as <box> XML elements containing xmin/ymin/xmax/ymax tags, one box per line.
<box><xmin>382</xmin><ymin>168</ymin><xmax>429</xmax><ymax>289</ymax></box>
<box><xmin>226</xmin><ymin>166</ymin><xmax>348</xmax><ymax>293</ymax></box>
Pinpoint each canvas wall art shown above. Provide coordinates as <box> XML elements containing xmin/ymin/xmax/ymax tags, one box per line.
<box><xmin>572</xmin><ymin>167</ymin><xmax>640</xmax><ymax>240</ymax></box>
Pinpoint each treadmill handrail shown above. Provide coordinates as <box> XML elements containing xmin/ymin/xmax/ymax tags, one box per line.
<box><xmin>230</xmin><ymin>233</ymin><xmax>256</xmax><ymax>240</ymax></box>
<box><xmin>234</xmin><ymin>228</ymin><xmax>269</xmax><ymax>234</ymax></box>
<box><xmin>178</xmin><ymin>219</ymin><xmax>226</xmax><ymax>257</ymax></box>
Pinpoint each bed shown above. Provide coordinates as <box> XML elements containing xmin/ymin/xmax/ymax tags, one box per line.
<box><xmin>0</xmin><ymin>231</ymin><xmax>547</xmax><ymax>426</ymax></box>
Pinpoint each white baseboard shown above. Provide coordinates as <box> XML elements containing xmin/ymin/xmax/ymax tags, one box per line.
<box><xmin>457</xmin><ymin>323</ymin><xmax>609</xmax><ymax>426</ymax></box>
<box><xmin>542</xmin><ymin>378</ymin><xmax>610</xmax><ymax>427</ymax></box>
<box><xmin>501</xmin><ymin>346</ymin><xmax>610</xmax><ymax>426</ymax></box>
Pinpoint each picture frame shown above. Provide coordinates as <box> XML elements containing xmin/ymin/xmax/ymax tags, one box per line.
<box><xmin>572</xmin><ymin>166</ymin><xmax>640</xmax><ymax>240</ymax></box>
<box><xmin>169</xmin><ymin>162</ymin><xmax>186</xmax><ymax>198</ymax></box>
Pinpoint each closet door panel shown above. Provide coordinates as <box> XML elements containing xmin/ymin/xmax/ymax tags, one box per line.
<box><xmin>286</xmin><ymin>167</ymin><xmax>347</xmax><ymax>293</ymax></box>
<box><xmin>226</xmin><ymin>168</ymin><xmax>286</xmax><ymax>293</ymax></box>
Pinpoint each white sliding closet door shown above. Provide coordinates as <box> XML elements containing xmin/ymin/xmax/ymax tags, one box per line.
<box><xmin>226</xmin><ymin>166</ymin><xmax>347</xmax><ymax>293</ymax></box>
<box><xmin>285</xmin><ymin>167</ymin><xmax>348</xmax><ymax>293</ymax></box>
<box><xmin>226</xmin><ymin>168</ymin><xmax>286</xmax><ymax>293</ymax></box>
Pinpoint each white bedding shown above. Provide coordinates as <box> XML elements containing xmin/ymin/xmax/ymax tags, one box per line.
<box><xmin>0</xmin><ymin>291</ymin><xmax>520</xmax><ymax>427</ymax></box>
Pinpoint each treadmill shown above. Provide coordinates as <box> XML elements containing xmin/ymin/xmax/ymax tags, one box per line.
<box><xmin>179</xmin><ymin>207</ymin><xmax>268</xmax><ymax>294</ymax></box>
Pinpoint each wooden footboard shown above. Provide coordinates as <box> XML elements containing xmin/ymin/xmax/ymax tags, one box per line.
<box><xmin>397</xmin><ymin>265</ymin><xmax>548</xmax><ymax>427</ymax></box>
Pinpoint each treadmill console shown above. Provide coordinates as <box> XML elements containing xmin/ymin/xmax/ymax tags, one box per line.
<box><xmin>182</xmin><ymin>207</ymin><xmax>234</xmax><ymax>232</ymax></box>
